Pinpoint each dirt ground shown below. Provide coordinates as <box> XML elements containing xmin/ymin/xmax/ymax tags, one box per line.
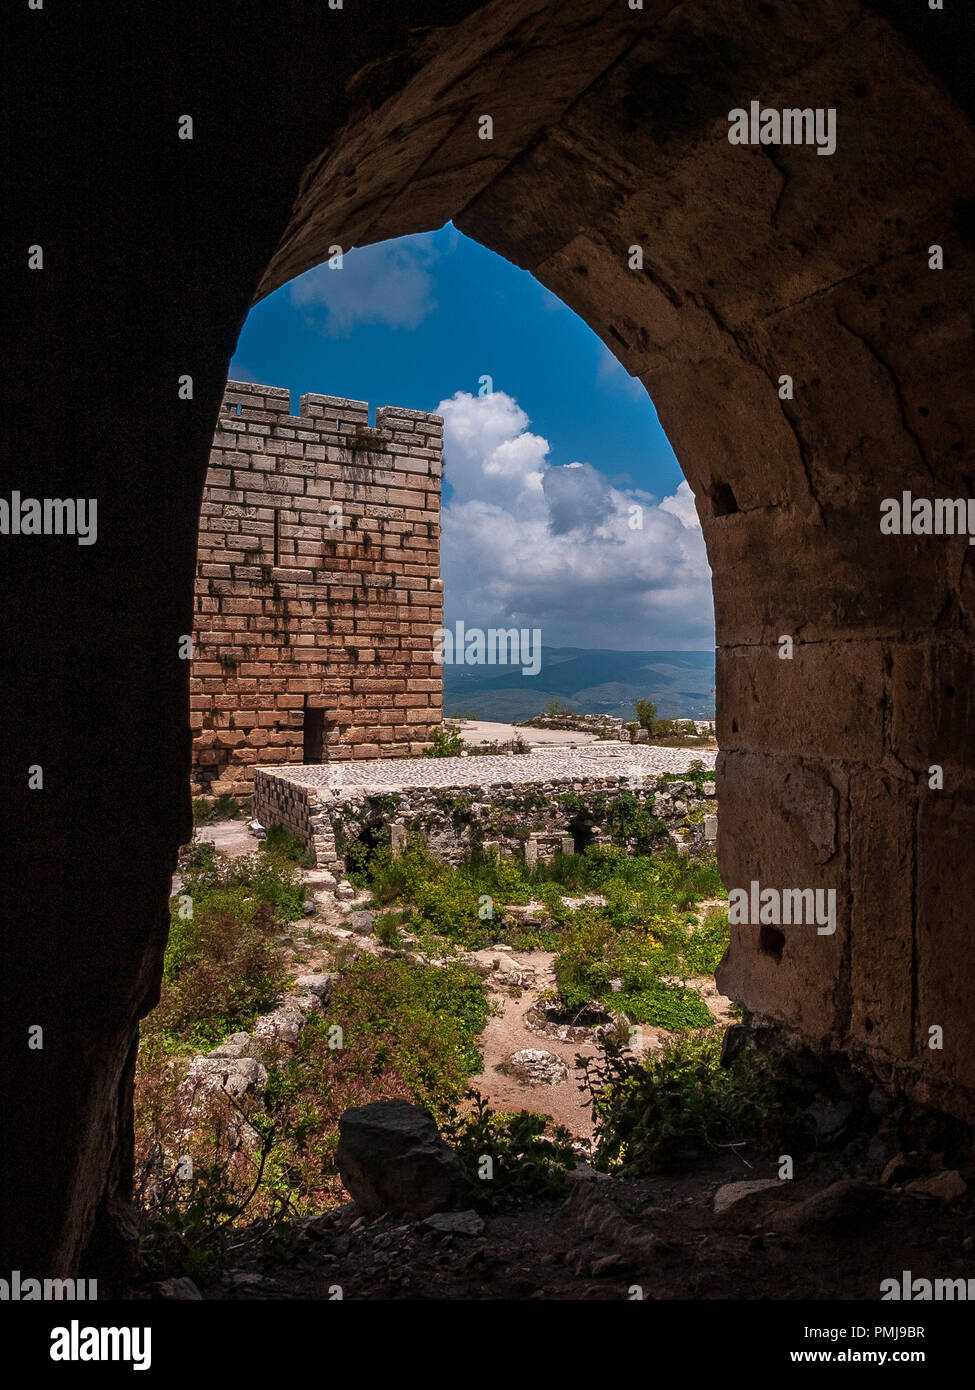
<box><xmin>181</xmin><ymin>826</ymin><xmax>733</xmax><ymax>1144</ymax></box>
<box><xmin>165</xmin><ymin>826</ymin><xmax>973</xmax><ymax>1303</ymax></box>
<box><xmin>178</xmin><ymin>1144</ymin><xmax>973</xmax><ymax>1302</ymax></box>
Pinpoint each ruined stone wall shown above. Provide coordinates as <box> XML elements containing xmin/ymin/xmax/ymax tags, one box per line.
<box><xmin>254</xmin><ymin>764</ymin><xmax>718</xmax><ymax>872</ymax></box>
<box><xmin>191</xmin><ymin>381</ymin><xmax>444</xmax><ymax>797</ymax></box>
<box><xmin>253</xmin><ymin>769</ymin><xmax>339</xmax><ymax>868</ymax></box>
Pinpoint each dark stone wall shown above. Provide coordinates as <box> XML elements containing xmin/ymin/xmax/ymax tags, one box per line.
<box><xmin>4</xmin><ymin>0</ymin><xmax>973</xmax><ymax>1278</ymax></box>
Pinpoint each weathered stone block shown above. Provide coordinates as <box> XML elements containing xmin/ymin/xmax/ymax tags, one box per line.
<box><xmin>192</xmin><ymin>380</ymin><xmax>443</xmax><ymax>793</ymax></box>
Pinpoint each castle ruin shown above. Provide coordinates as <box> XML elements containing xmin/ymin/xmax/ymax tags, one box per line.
<box><xmin>190</xmin><ymin>379</ymin><xmax>444</xmax><ymax>797</ymax></box>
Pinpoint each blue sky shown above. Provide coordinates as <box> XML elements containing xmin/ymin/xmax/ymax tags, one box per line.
<box><xmin>231</xmin><ymin>224</ymin><xmax>714</xmax><ymax>650</ymax></box>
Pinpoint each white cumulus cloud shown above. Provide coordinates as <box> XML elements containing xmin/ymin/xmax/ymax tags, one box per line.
<box><xmin>289</xmin><ymin>236</ymin><xmax>438</xmax><ymax>337</ymax></box>
<box><xmin>437</xmin><ymin>390</ymin><xmax>713</xmax><ymax>649</ymax></box>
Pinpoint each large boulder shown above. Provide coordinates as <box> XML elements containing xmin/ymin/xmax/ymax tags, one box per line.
<box><xmin>337</xmin><ymin>1100</ymin><xmax>474</xmax><ymax>1218</ymax></box>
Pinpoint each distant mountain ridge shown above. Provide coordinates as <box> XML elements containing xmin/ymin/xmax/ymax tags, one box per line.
<box><xmin>442</xmin><ymin>646</ymin><xmax>715</xmax><ymax>722</ymax></box>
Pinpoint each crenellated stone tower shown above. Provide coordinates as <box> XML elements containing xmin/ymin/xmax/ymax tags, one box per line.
<box><xmin>191</xmin><ymin>379</ymin><xmax>444</xmax><ymax>797</ymax></box>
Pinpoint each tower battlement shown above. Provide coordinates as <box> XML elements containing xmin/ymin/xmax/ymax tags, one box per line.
<box><xmin>191</xmin><ymin>380</ymin><xmax>444</xmax><ymax>797</ymax></box>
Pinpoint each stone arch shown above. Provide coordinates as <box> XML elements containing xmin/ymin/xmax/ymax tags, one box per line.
<box><xmin>6</xmin><ymin>0</ymin><xmax>975</xmax><ymax>1281</ymax></box>
<box><xmin>256</xmin><ymin>0</ymin><xmax>975</xmax><ymax>1119</ymax></box>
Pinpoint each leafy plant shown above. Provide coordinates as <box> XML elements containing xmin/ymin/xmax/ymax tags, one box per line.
<box><xmin>262</xmin><ymin>823</ymin><xmax>314</xmax><ymax>865</ymax></box>
<box><xmin>679</xmin><ymin>908</ymin><xmax>730</xmax><ymax>977</ymax></box>
<box><xmin>579</xmin><ymin>1032</ymin><xmax>806</xmax><ymax>1172</ymax></box>
<box><xmin>537</xmin><ymin>880</ymin><xmax>570</xmax><ymax>927</ymax></box>
<box><xmin>659</xmin><ymin>759</ymin><xmax>713</xmax><ymax>795</ymax></box>
<box><xmin>634</xmin><ymin>698</ymin><xmax>658</xmax><ymax>733</ymax></box>
<box><xmin>373</xmin><ymin>908</ymin><xmax>405</xmax><ymax>946</ymax></box>
<box><xmin>135</xmin><ymin>943</ymin><xmax>494</xmax><ymax>1277</ymax></box>
<box><xmin>134</xmin><ymin>1040</ymin><xmax>282</xmax><ymax>1280</ymax></box>
<box><xmin>604</xmin><ymin>791</ymin><xmax>668</xmax><ymax>852</ymax></box>
<box><xmin>543</xmin><ymin>699</ymin><xmax>576</xmax><ymax>716</ymax></box>
<box><xmin>422</xmin><ymin>725</ymin><xmax>465</xmax><ymax>757</ymax></box>
<box><xmin>441</xmin><ymin>1090</ymin><xmax>577</xmax><ymax>1196</ymax></box>
<box><xmin>149</xmin><ymin>846</ymin><xmax>303</xmax><ymax>1049</ymax></box>
<box><xmin>191</xmin><ymin>794</ymin><xmax>244</xmax><ymax>826</ymax></box>
<box><xmin>324</xmin><ymin>954</ymin><xmax>489</xmax><ymax>1116</ymax></box>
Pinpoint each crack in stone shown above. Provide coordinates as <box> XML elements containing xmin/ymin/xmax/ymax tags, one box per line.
<box><xmin>777</xmin><ymin>404</ymin><xmax>827</xmax><ymax>529</ymax></box>
<box><xmin>833</xmin><ymin>307</ymin><xmax>936</xmax><ymax>483</ymax></box>
<box><xmin>764</xmin><ymin>145</ymin><xmax>789</xmax><ymax>234</ymax></box>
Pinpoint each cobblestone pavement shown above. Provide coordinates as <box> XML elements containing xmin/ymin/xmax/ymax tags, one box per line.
<box><xmin>268</xmin><ymin>743</ymin><xmax>717</xmax><ymax>792</ymax></box>
<box><xmin>455</xmin><ymin>719</ymin><xmax>601</xmax><ymax>746</ymax></box>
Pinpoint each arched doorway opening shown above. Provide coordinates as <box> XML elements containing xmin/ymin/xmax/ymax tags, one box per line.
<box><xmin>7</xmin><ymin>0</ymin><xmax>974</xmax><ymax>1282</ymax></box>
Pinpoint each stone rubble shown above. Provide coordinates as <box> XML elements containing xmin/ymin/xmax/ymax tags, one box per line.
<box><xmin>504</xmin><ymin>1049</ymin><xmax>570</xmax><ymax>1086</ymax></box>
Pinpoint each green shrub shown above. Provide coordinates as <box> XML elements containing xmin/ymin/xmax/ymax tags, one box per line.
<box><xmin>150</xmin><ymin>897</ymin><xmax>288</xmax><ymax>1051</ymax></box>
<box><xmin>324</xmin><ymin>954</ymin><xmax>489</xmax><ymax>1116</ymax></box>
<box><xmin>366</xmin><ymin>842</ymin><xmax>415</xmax><ymax>905</ymax></box>
<box><xmin>359</xmin><ymin>838</ymin><xmax>724</xmax><ymax>971</ymax></box>
<box><xmin>367</xmin><ymin>841</ymin><xmax>513</xmax><ymax>948</ymax></box>
<box><xmin>343</xmin><ymin>833</ymin><xmax>380</xmax><ymax>884</ymax></box>
<box><xmin>191</xmin><ymin>794</ymin><xmax>244</xmax><ymax>826</ymax></box>
<box><xmin>680</xmin><ymin>908</ymin><xmax>730</xmax><ymax>977</ymax></box>
<box><xmin>550</xmin><ymin>857</ymin><xmax>728</xmax><ymax>1030</ymax></box>
<box><xmin>580</xmin><ymin>1032</ymin><xmax>805</xmax><ymax>1172</ymax></box>
<box><xmin>553</xmin><ymin>910</ymin><xmax>620</xmax><ymax>1008</ymax></box>
<box><xmin>134</xmin><ymin>1039</ymin><xmax>279</xmax><ymax>1280</ymax></box>
<box><xmin>613</xmin><ymin>980</ymin><xmax>714</xmax><ymax>1030</ymax></box>
<box><xmin>441</xmin><ymin>1090</ymin><xmax>577</xmax><ymax>1197</ymax></box>
<box><xmin>148</xmin><ymin>848</ymin><xmax>303</xmax><ymax>1049</ymax></box>
<box><xmin>459</xmin><ymin>848</ymin><xmax>532</xmax><ymax>906</ymax></box>
<box><xmin>135</xmin><ymin>947</ymin><xmax>494</xmax><ymax>1268</ymax></box>
<box><xmin>422</xmin><ymin>725</ymin><xmax>465</xmax><ymax>758</ymax></box>
<box><xmin>410</xmin><ymin>876</ymin><xmax>483</xmax><ymax>940</ymax></box>
<box><xmin>181</xmin><ymin>839</ymin><xmax>219</xmax><ymax>878</ymax></box>
<box><xmin>633</xmin><ymin>699</ymin><xmax>657</xmax><ymax>734</ymax></box>
<box><xmin>659</xmin><ymin>759</ymin><xmax>713</xmax><ymax>794</ymax></box>
<box><xmin>373</xmin><ymin>909</ymin><xmax>405</xmax><ymax>946</ymax></box>
<box><xmin>530</xmin><ymin>847</ymin><xmax>586</xmax><ymax>892</ymax></box>
<box><xmin>577</xmin><ymin>845</ymin><xmax>723</xmax><ymax>907</ymax></box>
<box><xmin>604</xmin><ymin>791</ymin><xmax>668</xmax><ymax>852</ymax></box>
<box><xmin>537</xmin><ymin>880</ymin><xmax>570</xmax><ymax>927</ymax></box>
<box><xmin>262</xmin><ymin>823</ymin><xmax>315</xmax><ymax>865</ymax></box>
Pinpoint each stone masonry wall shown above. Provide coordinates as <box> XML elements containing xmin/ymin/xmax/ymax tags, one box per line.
<box><xmin>254</xmin><ymin>764</ymin><xmax>717</xmax><ymax>873</ymax></box>
<box><xmin>252</xmin><ymin>769</ymin><xmax>339</xmax><ymax>869</ymax></box>
<box><xmin>191</xmin><ymin>380</ymin><xmax>444</xmax><ymax>797</ymax></box>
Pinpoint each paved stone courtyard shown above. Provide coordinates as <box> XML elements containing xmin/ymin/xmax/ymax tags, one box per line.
<box><xmin>254</xmin><ymin>744</ymin><xmax>719</xmax><ymax>870</ymax></box>
<box><xmin>269</xmin><ymin>743</ymin><xmax>718</xmax><ymax>794</ymax></box>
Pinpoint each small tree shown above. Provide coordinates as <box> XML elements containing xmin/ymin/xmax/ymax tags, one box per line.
<box><xmin>633</xmin><ymin>699</ymin><xmax>657</xmax><ymax>735</ymax></box>
<box><xmin>422</xmin><ymin>725</ymin><xmax>464</xmax><ymax>758</ymax></box>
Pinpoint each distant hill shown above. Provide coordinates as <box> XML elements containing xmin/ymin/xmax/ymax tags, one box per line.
<box><xmin>443</xmin><ymin>647</ymin><xmax>715</xmax><ymax>722</ymax></box>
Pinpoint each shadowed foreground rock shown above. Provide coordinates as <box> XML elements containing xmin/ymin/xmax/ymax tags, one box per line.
<box><xmin>337</xmin><ymin>1101</ymin><xmax>475</xmax><ymax>1219</ymax></box>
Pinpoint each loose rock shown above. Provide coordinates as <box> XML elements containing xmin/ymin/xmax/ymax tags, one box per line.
<box><xmin>422</xmin><ymin>1210</ymin><xmax>485</xmax><ymax>1237</ymax></box>
<box><xmin>904</xmin><ymin>1170</ymin><xmax>967</xmax><ymax>1202</ymax></box>
<box><xmin>505</xmin><ymin>1049</ymin><xmax>569</xmax><ymax>1085</ymax></box>
<box><xmin>337</xmin><ymin>1100</ymin><xmax>474</xmax><ymax>1218</ymax></box>
<box><xmin>713</xmin><ymin>1179</ymin><xmax>782</xmax><ymax>1214</ymax></box>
